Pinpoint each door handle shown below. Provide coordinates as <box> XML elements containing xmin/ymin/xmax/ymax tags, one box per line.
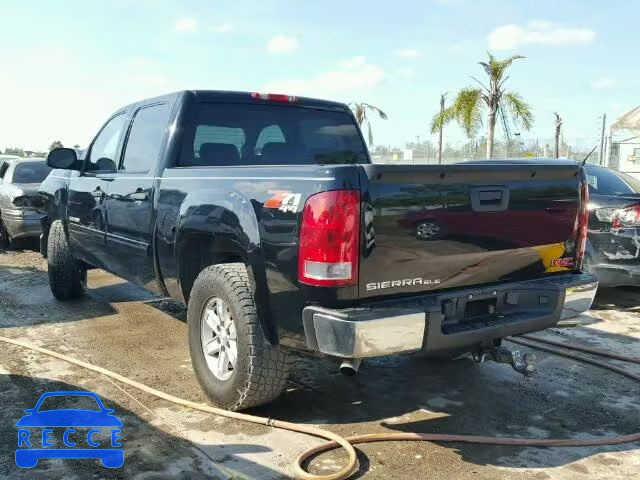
<box><xmin>469</xmin><ymin>186</ymin><xmax>509</xmax><ymax>212</ymax></box>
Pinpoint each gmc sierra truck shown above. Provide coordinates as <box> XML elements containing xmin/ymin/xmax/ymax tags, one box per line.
<box><xmin>39</xmin><ymin>90</ymin><xmax>598</xmax><ymax>410</ymax></box>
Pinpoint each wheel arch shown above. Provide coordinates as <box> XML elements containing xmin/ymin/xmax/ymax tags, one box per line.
<box><xmin>174</xmin><ymin>197</ymin><xmax>277</xmax><ymax>345</ymax></box>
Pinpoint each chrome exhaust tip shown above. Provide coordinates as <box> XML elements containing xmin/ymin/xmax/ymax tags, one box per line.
<box><xmin>339</xmin><ymin>358</ymin><xmax>362</xmax><ymax>376</ymax></box>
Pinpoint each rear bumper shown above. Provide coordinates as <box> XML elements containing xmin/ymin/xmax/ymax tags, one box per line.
<box><xmin>1</xmin><ymin>209</ymin><xmax>44</xmax><ymax>239</ymax></box>
<box><xmin>588</xmin><ymin>262</ymin><xmax>640</xmax><ymax>287</ymax></box>
<box><xmin>303</xmin><ymin>273</ymin><xmax>598</xmax><ymax>358</ymax></box>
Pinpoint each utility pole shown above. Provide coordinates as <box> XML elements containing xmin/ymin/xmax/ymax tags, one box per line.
<box><xmin>598</xmin><ymin>113</ymin><xmax>607</xmax><ymax>165</ymax></box>
<box><xmin>437</xmin><ymin>93</ymin><xmax>446</xmax><ymax>165</ymax></box>
<box><xmin>554</xmin><ymin>112</ymin><xmax>562</xmax><ymax>158</ymax></box>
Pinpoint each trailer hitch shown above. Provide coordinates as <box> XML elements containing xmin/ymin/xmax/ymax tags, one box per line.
<box><xmin>473</xmin><ymin>346</ymin><xmax>537</xmax><ymax>379</ymax></box>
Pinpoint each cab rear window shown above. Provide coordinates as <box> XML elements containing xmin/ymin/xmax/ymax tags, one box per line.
<box><xmin>180</xmin><ymin>104</ymin><xmax>368</xmax><ymax>167</ymax></box>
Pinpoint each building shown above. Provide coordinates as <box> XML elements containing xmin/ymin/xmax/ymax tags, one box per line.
<box><xmin>608</xmin><ymin>106</ymin><xmax>640</xmax><ymax>178</ymax></box>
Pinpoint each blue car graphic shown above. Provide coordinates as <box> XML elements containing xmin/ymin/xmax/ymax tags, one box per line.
<box><xmin>16</xmin><ymin>391</ymin><xmax>123</xmax><ymax>468</ymax></box>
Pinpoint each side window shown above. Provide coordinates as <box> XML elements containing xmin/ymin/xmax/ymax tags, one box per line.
<box><xmin>255</xmin><ymin>125</ymin><xmax>286</xmax><ymax>153</ymax></box>
<box><xmin>86</xmin><ymin>114</ymin><xmax>128</xmax><ymax>173</ymax></box>
<box><xmin>121</xmin><ymin>103</ymin><xmax>172</xmax><ymax>173</ymax></box>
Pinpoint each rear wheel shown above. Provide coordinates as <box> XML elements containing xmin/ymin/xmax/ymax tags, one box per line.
<box><xmin>47</xmin><ymin>220</ymin><xmax>86</xmax><ymax>300</ymax></box>
<box><xmin>187</xmin><ymin>263</ymin><xmax>289</xmax><ymax>410</ymax></box>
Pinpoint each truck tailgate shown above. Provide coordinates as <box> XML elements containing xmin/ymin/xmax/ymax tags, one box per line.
<box><xmin>359</xmin><ymin>163</ymin><xmax>582</xmax><ymax>299</ymax></box>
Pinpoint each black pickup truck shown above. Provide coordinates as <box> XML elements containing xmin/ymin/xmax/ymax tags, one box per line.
<box><xmin>39</xmin><ymin>90</ymin><xmax>597</xmax><ymax>410</ymax></box>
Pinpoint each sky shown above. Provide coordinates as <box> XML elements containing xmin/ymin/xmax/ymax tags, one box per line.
<box><xmin>0</xmin><ymin>0</ymin><xmax>637</xmax><ymax>152</ymax></box>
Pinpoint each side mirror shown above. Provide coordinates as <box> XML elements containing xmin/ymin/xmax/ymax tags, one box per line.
<box><xmin>47</xmin><ymin>148</ymin><xmax>78</xmax><ymax>170</ymax></box>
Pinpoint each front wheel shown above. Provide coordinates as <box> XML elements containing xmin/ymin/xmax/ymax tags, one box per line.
<box><xmin>47</xmin><ymin>220</ymin><xmax>86</xmax><ymax>300</ymax></box>
<box><xmin>187</xmin><ymin>263</ymin><xmax>289</xmax><ymax>410</ymax></box>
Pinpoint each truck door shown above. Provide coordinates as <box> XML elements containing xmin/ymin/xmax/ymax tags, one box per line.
<box><xmin>67</xmin><ymin>113</ymin><xmax>128</xmax><ymax>269</ymax></box>
<box><xmin>104</xmin><ymin>102</ymin><xmax>172</xmax><ymax>289</ymax></box>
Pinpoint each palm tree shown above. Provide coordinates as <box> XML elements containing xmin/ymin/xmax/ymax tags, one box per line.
<box><xmin>349</xmin><ymin>102</ymin><xmax>388</xmax><ymax>146</ymax></box>
<box><xmin>430</xmin><ymin>93</ymin><xmax>447</xmax><ymax>164</ymax></box>
<box><xmin>432</xmin><ymin>53</ymin><xmax>534</xmax><ymax>159</ymax></box>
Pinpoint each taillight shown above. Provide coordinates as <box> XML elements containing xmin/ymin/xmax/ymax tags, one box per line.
<box><xmin>251</xmin><ymin>92</ymin><xmax>298</xmax><ymax>103</ymax></box>
<box><xmin>298</xmin><ymin>190</ymin><xmax>360</xmax><ymax>287</ymax></box>
<box><xmin>612</xmin><ymin>204</ymin><xmax>640</xmax><ymax>229</ymax></box>
<box><xmin>575</xmin><ymin>181</ymin><xmax>589</xmax><ymax>270</ymax></box>
<box><xmin>12</xmin><ymin>195</ymin><xmax>44</xmax><ymax>209</ymax></box>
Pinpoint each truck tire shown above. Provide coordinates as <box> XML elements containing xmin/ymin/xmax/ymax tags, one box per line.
<box><xmin>187</xmin><ymin>263</ymin><xmax>290</xmax><ymax>411</ymax></box>
<box><xmin>47</xmin><ymin>220</ymin><xmax>86</xmax><ymax>300</ymax></box>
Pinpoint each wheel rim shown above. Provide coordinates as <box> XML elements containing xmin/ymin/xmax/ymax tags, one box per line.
<box><xmin>201</xmin><ymin>297</ymin><xmax>237</xmax><ymax>381</ymax></box>
<box><xmin>416</xmin><ymin>222</ymin><xmax>440</xmax><ymax>239</ymax></box>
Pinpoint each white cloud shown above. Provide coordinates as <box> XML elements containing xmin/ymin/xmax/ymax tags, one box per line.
<box><xmin>174</xmin><ymin>18</ymin><xmax>198</xmax><ymax>32</ymax></box>
<box><xmin>488</xmin><ymin>21</ymin><xmax>596</xmax><ymax>50</ymax></box>
<box><xmin>395</xmin><ymin>48</ymin><xmax>419</xmax><ymax>58</ymax></box>
<box><xmin>266</xmin><ymin>35</ymin><xmax>299</xmax><ymax>54</ymax></box>
<box><xmin>265</xmin><ymin>57</ymin><xmax>384</xmax><ymax>99</ymax></box>
<box><xmin>592</xmin><ymin>76</ymin><xmax>617</xmax><ymax>90</ymax></box>
<box><xmin>209</xmin><ymin>23</ymin><xmax>232</xmax><ymax>34</ymax></box>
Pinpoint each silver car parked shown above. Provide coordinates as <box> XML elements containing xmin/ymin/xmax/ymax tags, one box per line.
<box><xmin>0</xmin><ymin>156</ymin><xmax>52</xmax><ymax>248</ymax></box>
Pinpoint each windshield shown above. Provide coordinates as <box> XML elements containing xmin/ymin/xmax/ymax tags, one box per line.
<box><xmin>12</xmin><ymin>161</ymin><xmax>52</xmax><ymax>184</ymax></box>
<box><xmin>179</xmin><ymin>104</ymin><xmax>368</xmax><ymax>166</ymax></box>
<box><xmin>585</xmin><ymin>167</ymin><xmax>640</xmax><ymax>195</ymax></box>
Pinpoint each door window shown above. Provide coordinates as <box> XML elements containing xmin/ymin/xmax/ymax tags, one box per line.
<box><xmin>121</xmin><ymin>103</ymin><xmax>172</xmax><ymax>173</ymax></box>
<box><xmin>86</xmin><ymin>113</ymin><xmax>128</xmax><ymax>173</ymax></box>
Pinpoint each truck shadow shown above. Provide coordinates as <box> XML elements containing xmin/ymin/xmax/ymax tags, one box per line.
<box><xmin>0</xmin><ymin>373</ymin><xmax>287</xmax><ymax>479</ymax></box>
<box><xmin>0</xmin><ymin>265</ymin><xmax>118</xmax><ymax>327</ymax></box>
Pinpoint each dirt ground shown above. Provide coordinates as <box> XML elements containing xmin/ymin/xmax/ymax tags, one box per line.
<box><xmin>0</xmin><ymin>247</ymin><xmax>638</xmax><ymax>479</ymax></box>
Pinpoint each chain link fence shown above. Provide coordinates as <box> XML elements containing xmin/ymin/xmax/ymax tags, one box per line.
<box><xmin>370</xmin><ymin>137</ymin><xmax>599</xmax><ymax>165</ymax></box>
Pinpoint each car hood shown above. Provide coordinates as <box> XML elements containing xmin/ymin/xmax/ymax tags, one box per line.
<box><xmin>16</xmin><ymin>410</ymin><xmax>123</xmax><ymax>427</ymax></box>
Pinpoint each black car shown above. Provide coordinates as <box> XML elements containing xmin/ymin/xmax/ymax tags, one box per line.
<box><xmin>584</xmin><ymin>165</ymin><xmax>640</xmax><ymax>286</ymax></box>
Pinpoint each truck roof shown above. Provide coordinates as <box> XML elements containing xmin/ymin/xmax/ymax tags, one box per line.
<box><xmin>120</xmin><ymin>90</ymin><xmax>350</xmax><ymax>113</ymax></box>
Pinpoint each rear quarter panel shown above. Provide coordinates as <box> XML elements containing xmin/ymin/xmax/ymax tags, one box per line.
<box><xmin>156</xmin><ymin>165</ymin><xmax>361</xmax><ymax>341</ymax></box>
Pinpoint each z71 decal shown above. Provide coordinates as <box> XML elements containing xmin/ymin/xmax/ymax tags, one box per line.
<box><xmin>264</xmin><ymin>191</ymin><xmax>302</xmax><ymax>213</ymax></box>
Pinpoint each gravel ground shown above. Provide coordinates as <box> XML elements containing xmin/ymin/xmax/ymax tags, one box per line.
<box><xmin>0</xmin><ymin>247</ymin><xmax>638</xmax><ymax>479</ymax></box>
